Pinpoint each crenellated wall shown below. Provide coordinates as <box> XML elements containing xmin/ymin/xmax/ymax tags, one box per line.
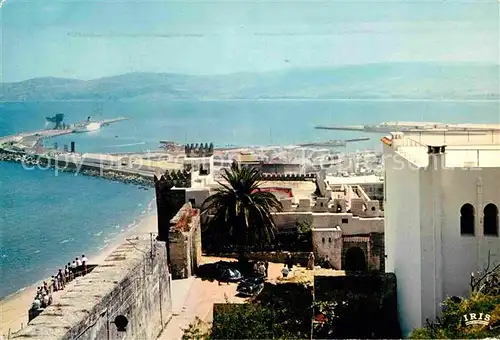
<box><xmin>184</xmin><ymin>142</ymin><xmax>214</xmax><ymax>158</ymax></box>
<box><xmin>259</xmin><ymin>173</ymin><xmax>316</xmax><ymax>181</ymax></box>
<box><xmin>276</xmin><ymin>184</ymin><xmax>383</xmax><ymax>217</ymax></box>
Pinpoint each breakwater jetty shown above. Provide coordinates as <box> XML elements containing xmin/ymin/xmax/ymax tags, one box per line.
<box><xmin>0</xmin><ymin>116</ymin><xmax>175</xmax><ymax>188</ymax></box>
<box><xmin>0</xmin><ymin>150</ymin><xmax>154</xmax><ymax>188</ymax></box>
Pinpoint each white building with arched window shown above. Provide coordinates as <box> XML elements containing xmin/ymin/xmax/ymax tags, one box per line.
<box><xmin>382</xmin><ymin>130</ymin><xmax>500</xmax><ymax>336</ymax></box>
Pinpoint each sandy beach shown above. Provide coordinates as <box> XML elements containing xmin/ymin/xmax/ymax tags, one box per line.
<box><xmin>0</xmin><ymin>213</ymin><xmax>159</xmax><ymax>338</ymax></box>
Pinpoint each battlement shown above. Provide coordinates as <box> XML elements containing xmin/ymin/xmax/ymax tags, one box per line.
<box><xmin>185</xmin><ymin>142</ymin><xmax>214</xmax><ymax>158</ymax></box>
<box><xmin>278</xmin><ymin>185</ymin><xmax>382</xmax><ymax>218</ymax></box>
<box><xmin>154</xmin><ymin>169</ymin><xmax>192</xmax><ymax>189</ymax></box>
<box><xmin>260</xmin><ymin>173</ymin><xmax>316</xmax><ymax>181</ymax></box>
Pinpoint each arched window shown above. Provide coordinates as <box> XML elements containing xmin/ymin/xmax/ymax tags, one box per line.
<box><xmin>460</xmin><ymin>204</ymin><xmax>475</xmax><ymax>235</ymax></box>
<box><xmin>483</xmin><ymin>203</ymin><xmax>499</xmax><ymax>236</ymax></box>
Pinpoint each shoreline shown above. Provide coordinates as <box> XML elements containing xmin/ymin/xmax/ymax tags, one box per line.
<box><xmin>0</xmin><ymin>211</ymin><xmax>159</xmax><ymax>338</ymax></box>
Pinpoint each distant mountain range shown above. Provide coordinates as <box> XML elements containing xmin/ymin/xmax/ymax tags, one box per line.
<box><xmin>1</xmin><ymin>63</ymin><xmax>498</xmax><ymax>101</ymax></box>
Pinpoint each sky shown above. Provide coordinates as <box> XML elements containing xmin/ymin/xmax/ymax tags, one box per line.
<box><xmin>1</xmin><ymin>0</ymin><xmax>499</xmax><ymax>82</ymax></box>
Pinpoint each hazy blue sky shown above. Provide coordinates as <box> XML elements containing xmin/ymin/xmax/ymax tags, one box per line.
<box><xmin>1</xmin><ymin>0</ymin><xmax>498</xmax><ymax>82</ymax></box>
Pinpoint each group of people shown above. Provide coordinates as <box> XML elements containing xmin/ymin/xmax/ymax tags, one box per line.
<box><xmin>253</xmin><ymin>261</ymin><xmax>269</xmax><ymax>277</ymax></box>
<box><xmin>281</xmin><ymin>252</ymin><xmax>332</xmax><ymax>278</ymax></box>
<box><xmin>30</xmin><ymin>254</ymin><xmax>89</xmax><ymax>311</ymax></box>
<box><xmin>281</xmin><ymin>252</ymin><xmax>295</xmax><ymax>277</ymax></box>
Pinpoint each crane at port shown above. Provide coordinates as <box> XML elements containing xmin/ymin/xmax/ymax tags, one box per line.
<box><xmin>45</xmin><ymin>114</ymin><xmax>65</xmax><ymax>129</ymax></box>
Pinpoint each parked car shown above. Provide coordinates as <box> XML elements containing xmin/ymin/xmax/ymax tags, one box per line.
<box><xmin>219</xmin><ymin>267</ymin><xmax>243</xmax><ymax>282</ymax></box>
<box><xmin>195</xmin><ymin>262</ymin><xmax>243</xmax><ymax>282</ymax></box>
<box><xmin>236</xmin><ymin>276</ymin><xmax>265</xmax><ymax>297</ymax></box>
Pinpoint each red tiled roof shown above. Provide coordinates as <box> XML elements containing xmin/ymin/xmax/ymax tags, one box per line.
<box><xmin>381</xmin><ymin>136</ymin><xmax>392</xmax><ymax>146</ymax></box>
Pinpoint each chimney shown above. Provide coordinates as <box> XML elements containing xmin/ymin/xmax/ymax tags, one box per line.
<box><xmin>390</xmin><ymin>132</ymin><xmax>405</xmax><ymax>149</ymax></box>
<box><xmin>427</xmin><ymin>145</ymin><xmax>446</xmax><ymax>171</ymax></box>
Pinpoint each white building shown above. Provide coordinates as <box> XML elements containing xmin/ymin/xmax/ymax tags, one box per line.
<box><xmin>382</xmin><ymin>130</ymin><xmax>500</xmax><ymax>336</ymax></box>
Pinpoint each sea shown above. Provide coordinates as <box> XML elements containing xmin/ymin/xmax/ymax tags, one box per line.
<box><xmin>0</xmin><ymin>99</ymin><xmax>499</xmax><ymax>299</ymax></box>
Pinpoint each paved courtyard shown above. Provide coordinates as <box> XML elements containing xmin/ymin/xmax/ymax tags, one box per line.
<box><xmin>157</xmin><ymin>256</ymin><xmax>281</xmax><ymax>339</ymax></box>
<box><xmin>157</xmin><ymin>256</ymin><xmax>341</xmax><ymax>339</ymax></box>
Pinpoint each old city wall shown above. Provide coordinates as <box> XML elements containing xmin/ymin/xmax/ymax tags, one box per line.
<box><xmin>13</xmin><ymin>238</ymin><xmax>172</xmax><ymax>340</ymax></box>
<box><xmin>168</xmin><ymin>203</ymin><xmax>202</xmax><ymax>279</ymax></box>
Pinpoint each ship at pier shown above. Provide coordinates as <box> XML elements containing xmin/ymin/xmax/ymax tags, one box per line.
<box><xmin>71</xmin><ymin>116</ymin><xmax>128</xmax><ymax>133</ymax></box>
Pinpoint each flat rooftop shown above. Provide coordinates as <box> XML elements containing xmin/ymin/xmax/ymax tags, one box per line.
<box><xmin>384</xmin><ymin>131</ymin><xmax>500</xmax><ymax>168</ymax></box>
<box><xmin>326</xmin><ymin>175</ymin><xmax>383</xmax><ymax>185</ymax></box>
<box><xmin>259</xmin><ymin>180</ymin><xmax>316</xmax><ymax>200</ymax></box>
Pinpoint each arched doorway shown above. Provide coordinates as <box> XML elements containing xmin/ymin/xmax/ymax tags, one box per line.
<box><xmin>344</xmin><ymin>247</ymin><xmax>367</xmax><ymax>272</ymax></box>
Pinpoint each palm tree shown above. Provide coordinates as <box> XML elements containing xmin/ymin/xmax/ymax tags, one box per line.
<box><xmin>201</xmin><ymin>162</ymin><xmax>283</xmax><ymax>258</ymax></box>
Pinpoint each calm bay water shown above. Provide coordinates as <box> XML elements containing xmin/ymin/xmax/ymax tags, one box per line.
<box><xmin>0</xmin><ymin>99</ymin><xmax>498</xmax><ymax>298</ymax></box>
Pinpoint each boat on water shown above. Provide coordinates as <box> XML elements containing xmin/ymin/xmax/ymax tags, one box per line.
<box><xmin>72</xmin><ymin>121</ymin><xmax>102</xmax><ymax>133</ymax></box>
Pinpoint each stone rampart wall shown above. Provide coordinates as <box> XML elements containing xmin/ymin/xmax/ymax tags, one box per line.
<box><xmin>12</xmin><ymin>237</ymin><xmax>172</xmax><ymax>340</ymax></box>
<box><xmin>168</xmin><ymin>203</ymin><xmax>202</xmax><ymax>279</ymax></box>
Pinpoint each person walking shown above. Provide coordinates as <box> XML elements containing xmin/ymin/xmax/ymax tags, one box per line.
<box><xmin>286</xmin><ymin>252</ymin><xmax>293</xmax><ymax>270</ymax></box>
<box><xmin>307</xmin><ymin>252</ymin><xmax>315</xmax><ymax>270</ymax></box>
<box><xmin>258</xmin><ymin>262</ymin><xmax>266</xmax><ymax>277</ymax></box>
<box><xmin>71</xmin><ymin>260</ymin><xmax>77</xmax><ymax>277</ymax></box>
<box><xmin>58</xmin><ymin>269</ymin><xmax>65</xmax><ymax>289</ymax></box>
<box><xmin>281</xmin><ymin>264</ymin><xmax>290</xmax><ymax>278</ymax></box>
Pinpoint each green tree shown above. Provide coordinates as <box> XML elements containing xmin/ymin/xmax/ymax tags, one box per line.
<box><xmin>409</xmin><ymin>294</ymin><xmax>500</xmax><ymax>339</ymax></box>
<box><xmin>201</xmin><ymin>162</ymin><xmax>282</xmax><ymax>257</ymax></box>
<box><xmin>410</xmin><ymin>259</ymin><xmax>500</xmax><ymax>339</ymax></box>
<box><xmin>212</xmin><ymin>303</ymin><xmax>292</xmax><ymax>339</ymax></box>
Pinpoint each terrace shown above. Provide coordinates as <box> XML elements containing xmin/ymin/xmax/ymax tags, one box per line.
<box><xmin>387</xmin><ymin>131</ymin><xmax>500</xmax><ymax>168</ymax></box>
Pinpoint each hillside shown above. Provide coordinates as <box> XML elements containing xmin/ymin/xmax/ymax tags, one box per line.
<box><xmin>1</xmin><ymin>63</ymin><xmax>498</xmax><ymax>101</ymax></box>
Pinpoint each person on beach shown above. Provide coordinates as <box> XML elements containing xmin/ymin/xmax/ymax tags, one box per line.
<box><xmin>265</xmin><ymin>261</ymin><xmax>269</xmax><ymax>277</ymax></box>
